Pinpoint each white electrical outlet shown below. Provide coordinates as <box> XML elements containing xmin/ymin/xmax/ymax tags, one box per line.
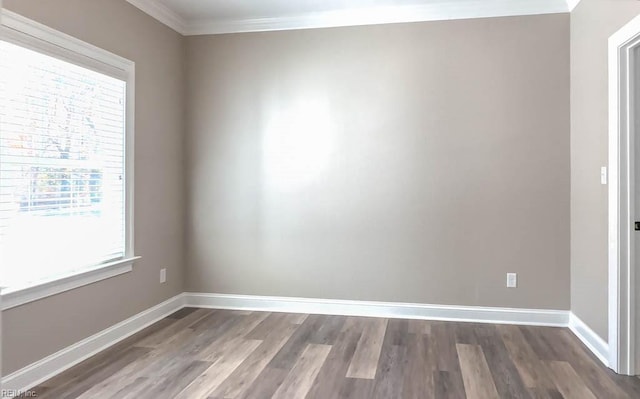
<box><xmin>507</xmin><ymin>273</ymin><xmax>517</xmax><ymax>288</ymax></box>
<box><xmin>160</xmin><ymin>268</ymin><xmax>166</xmax><ymax>284</ymax></box>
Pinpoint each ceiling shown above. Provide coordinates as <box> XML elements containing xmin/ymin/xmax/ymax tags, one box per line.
<box><xmin>126</xmin><ymin>0</ymin><xmax>580</xmax><ymax>36</ymax></box>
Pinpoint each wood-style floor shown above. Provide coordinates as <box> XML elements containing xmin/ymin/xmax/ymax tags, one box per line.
<box><xmin>27</xmin><ymin>308</ymin><xmax>640</xmax><ymax>399</ymax></box>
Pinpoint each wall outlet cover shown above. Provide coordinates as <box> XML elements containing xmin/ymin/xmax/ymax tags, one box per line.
<box><xmin>507</xmin><ymin>273</ymin><xmax>517</xmax><ymax>288</ymax></box>
<box><xmin>160</xmin><ymin>268</ymin><xmax>167</xmax><ymax>283</ymax></box>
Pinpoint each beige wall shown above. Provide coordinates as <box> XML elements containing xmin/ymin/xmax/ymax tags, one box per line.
<box><xmin>2</xmin><ymin>0</ymin><xmax>185</xmax><ymax>375</ymax></box>
<box><xmin>570</xmin><ymin>0</ymin><xmax>640</xmax><ymax>341</ymax></box>
<box><xmin>0</xmin><ymin>3</ymin><xmax>574</xmax><ymax>378</ymax></box>
<box><xmin>186</xmin><ymin>15</ymin><xmax>571</xmax><ymax>310</ymax></box>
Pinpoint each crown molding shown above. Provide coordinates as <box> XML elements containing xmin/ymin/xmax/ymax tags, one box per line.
<box><xmin>126</xmin><ymin>0</ymin><xmax>187</xmax><ymax>35</ymax></box>
<box><xmin>566</xmin><ymin>0</ymin><xmax>583</xmax><ymax>12</ymax></box>
<box><xmin>128</xmin><ymin>0</ymin><xmax>573</xmax><ymax>36</ymax></box>
<box><xmin>184</xmin><ymin>0</ymin><xmax>569</xmax><ymax>35</ymax></box>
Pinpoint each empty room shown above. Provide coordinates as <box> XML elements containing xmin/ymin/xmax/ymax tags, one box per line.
<box><xmin>2</xmin><ymin>0</ymin><xmax>640</xmax><ymax>397</ymax></box>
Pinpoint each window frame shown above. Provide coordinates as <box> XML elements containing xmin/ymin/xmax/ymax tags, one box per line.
<box><xmin>0</xmin><ymin>9</ymin><xmax>138</xmax><ymax>310</ymax></box>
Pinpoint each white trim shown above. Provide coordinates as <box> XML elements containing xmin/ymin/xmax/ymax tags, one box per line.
<box><xmin>1</xmin><ymin>10</ymin><xmax>132</xmax><ymax>76</ymax></box>
<box><xmin>565</xmin><ymin>0</ymin><xmax>582</xmax><ymax>12</ymax></box>
<box><xmin>185</xmin><ymin>1</ymin><xmax>568</xmax><ymax>35</ymax></box>
<box><xmin>0</xmin><ymin>292</ymin><xmax>583</xmax><ymax>393</ymax></box>
<box><xmin>1</xmin><ymin>3</ymin><xmax>4</xmax><ymax>393</ymax></box>
<box><xmin>608</xmin><ymin>13</ymin><xmax>640</xmax><ymax>376</ymax></box>
<box><xmin>569</xmin><ymin>312</ymin><xmax>610</xmax><ymax>367</ymax></box>
<box><xmin>125</xmin><ymin>0</ymin><xmax>187</xmax><ymax>35</ymax></box>
<box><xmin>0</xmin><ymin>10</ymin><xmax>139</xmax><ymax>310</ymax></box>
<box><xmin>184</xmin><ymin>292</ymin><xmax>570</xmax><ymax>327</ymax></box>
<box><xmin>0</xmin><ymin>257</ymin><xmax>140</xmax><ymax>311</ymax></box>
<box><xmin>127</xmin><ymin>0</ymin><xmax>569</xmax><ymax>36</ymax></box>
<box><xmin>124</xmin><ymin>51</ymin><xmax>136</xmax><ymax>263</ymax></box>
<box><xmin>0</xmin><ymin>294</ymin><xmax>186</xmax><ymax>393</ymax></box>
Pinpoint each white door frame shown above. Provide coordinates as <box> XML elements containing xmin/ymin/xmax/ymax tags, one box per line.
<box><xmin>609</xmin><ymin>13</ymin><xmax>640</xmax><ymax>376</ymax></box>
<box><xmin>0</xmin><ymin>0</ymin><xmax>4</xmax><ymax>388</ymax></box>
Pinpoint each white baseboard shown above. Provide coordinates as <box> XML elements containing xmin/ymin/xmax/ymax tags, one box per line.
<box><xmin>185</xmin><ymin>292</ymin><xmax>570</xmax><ymax>327</ymax></box>
<box><xmin>568</xmin><ymin>312</ymin><xmax>610</xmax><ymax>367</ymax></box>
<box><xmin>2</xmin><ymin>292</ymin><xmax>592</xmax><ymax>395</ymax></box>
<box><xmin>1</xmin><ymin>293</ymin><xmax>186</xmax><ymax>394</ymax></box>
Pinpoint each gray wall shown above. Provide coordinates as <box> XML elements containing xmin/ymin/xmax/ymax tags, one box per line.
<box><xmin>0</xmin><ymin>3</ymin><xmax>575</xmax><ymax>378</ymax></box>
<box><xmin>185</xmin><ymin>15</ymin><xmax>571</xmax><ymax>310</ymax></box>
<box><xmin>2</xmin><ymin>0</ymin><xmax>185</xmax><ymax>375</ymax></box>
<box><xmin>570</xmin><ymin>0</ymin><xmax>640</xmax><ymax>341</ymax></box>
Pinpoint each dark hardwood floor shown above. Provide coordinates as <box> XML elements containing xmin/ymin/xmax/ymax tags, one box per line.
<box><xmin>25</xmin><ymin>308</ymin><xmax>640</xmax><ymax>398</ymax></box>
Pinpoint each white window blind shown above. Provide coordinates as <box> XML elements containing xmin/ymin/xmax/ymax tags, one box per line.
<box><xmin>0</xmin><ymin>40</ymin><xmax>128</xmax><ymax>289</ymax></box>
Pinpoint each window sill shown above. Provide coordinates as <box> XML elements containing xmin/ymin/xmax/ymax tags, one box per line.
<box><xmin>0</xmin><ymin>256</ymin><xmax>140</xmax><ymax>310</ymax></box>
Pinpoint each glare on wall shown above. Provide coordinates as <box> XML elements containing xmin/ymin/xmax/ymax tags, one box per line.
<box><xmin>263</xmin><ymin>93</ymin><xmax>335</xmax><ymax>191</ymax></box>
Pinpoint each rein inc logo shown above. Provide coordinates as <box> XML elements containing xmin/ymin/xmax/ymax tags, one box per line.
<box><xmin>2</xmin><ymin>390</ymin><xmax>37</xmax><ymax>398</ymax></box>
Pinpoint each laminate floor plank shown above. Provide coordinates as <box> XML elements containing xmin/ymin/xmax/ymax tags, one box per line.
<box><xmin>103</xmin><ymin>376</ymin><xmax>149</xmax><ymax>399</ymax></box>
<box><xmin>345</xmin><ymin>318</ymin><xmax>388</xmax><ymax>379</ymax></box>
<box><xmin>139</xmin><ymin>360</ymin><xmax>212</xmax><ymax>399</ymax></box>
<box><xmin>271</xmin><ymin>344</ymin><xmax>331</xmax><ymax>399</ymax></box>
<box><xmin>267</xmin><ymin>314</ymin><xmax>327</xmax><ymax>370</ymax></box>
<box><xmin>432</xmin><ymin>322</ymin><xmax>462</xmax><ymax>372</ymax></box>
<box><xmin>245</xmin><ymin>313</ymin><xmax>295</xmax><ymax>340</ymax></box>
<box><xmin>408</xmin><ymin>319</ymin><xmax>432</xmax><ymax>335</ymax></box>
<box><xmin>474</xmin><ymin>324</ymin><xmax>530</xmax><ymax>399</ymax></box>
<box><xmin>432</xmin><ymin>321</ymin><xmax>468</xmax><ymax>398</ymax></box>
<box><xmin>135</xmin><ymin>308</ymin><xmax>212</xmax><ymax>348</ymax></box>
<box><xmin>308</xmin><ymin>315</ymin><xmax>346</xmax><ymax>345</ymax></box>
<box><xmin>370</xmin><ymin>344</ymin><xmax>407</xmax><ymax>398</ymax></box>
<box><xmin>402</xmin><ymin>333</ymin><xmax>435</xmax><ymax>399</ymax></box>
<box><xmin>384</xmin><ymin>318</ymin><xmax>410</xmax><ymax>347</ymax></box>
<box><xmin>341</xmin><ymin>316</ymin><xmax>368</xmax><ymax>334</ymax></box>
<box><xmin>35</xmin><ymin>318</ymin><xmax>174</xmax><ymax>390</ymax></box>
<box><xmin>27</xmin><ymin>311</ymin><xmax>640</xmax><ymax>399</ymax></box>
<box><xmin>455</xmin><ymin>323</ymin><xmax>481</xmax><ymax>345</ymax></box>
<box><xmin>287</xmin><ymin>313</ymin><xmax>309</xmax><ymax>325</ymax></box>
<box><xmin>498</xmin><ymin>324</ymin><xmax>554</xmax><ymax>390</ymax></box>
<box><xmin>188</xmin><ymin>310</ymin><xmax>239</xmax><ymax>333</ymax></box>
<box><xmin>456</xmin><ymin>343</ymin><xmax>500</xmax><ymax>399</ymax></box>
<box><xmin>305</xmin><ymin>330</ymin><xmax>362</xmax><ymax>399</ymax></box>
<box><xmin>547</xmin><ymin>360</ymin><xmax>598</xmax><ymax>399</ymax></box>
<box><xmin>211</xmin><ymin>323</ymin><xmax>299</xmax><ymax>399</ymax></box>
<box><xmin>168</xmin><ymin>307</ymin><xmax>200</xmax><ymax>319</ymax></box>
<box><xmin>37</xmin><ymin>346</ymin><xmax>151</xmax><ymax>399</ymax></box>
<box><xmin>527</xmin><ymin>387</ymin><xmax>565</xmax><ymax>399</ymax></box>
<box><xmin>338</xmin><ymin>377</ymin><xmax>374</xmax><ymax>399</ymax></box>
<box><xmin>520</xmin><ymin>326</ymin><xmax>564</xmax><ymax>361</ymax></box>
<box><xmin>434</xmin><ymin>370</ymin><xmax>467</xmax><ymax>399</ymax></box>
<box><xmin>197</xmin><ymin>312</ymin><xmax>270</xmax><ymax>362</ymax></box>
<box><xmin>238</xmin><ymin>367</ymin><xmax>289</xmax><ymax>399</ymax></box>
<box><xmin>74</xmin><ymin>337</ymin><xmax>192</xmax><ymax>399</ymax></box>
<box><xmin>174</xmin><ymin>339</ymin><xmax>262</xmax><ymax>399</ymax></box>
<box><xmin>611</xmin><ymin>372</ymin><xmax>640</xmax><ymax>398</ymax></box>
<box><xmin>551</xmin><ymin>328</ymin><xmax>629</xmax><ymax>399</ymax></box>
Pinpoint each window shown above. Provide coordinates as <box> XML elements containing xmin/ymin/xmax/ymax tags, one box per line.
<box><xmin>0</xmin><ymin>11</ymin><xmax>137</xmax><ymax>308</ymax></box>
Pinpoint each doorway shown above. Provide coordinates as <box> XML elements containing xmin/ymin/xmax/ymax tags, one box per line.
<box><xmin>609</xmin><ymin>13</ymin><xmax>640</xmax><ymax>376</ymax></box>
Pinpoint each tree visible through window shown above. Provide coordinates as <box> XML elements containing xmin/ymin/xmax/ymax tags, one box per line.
<box><xmin>0</xmin><ymin>40</ymin><xmax>127</xmax><ymax>288</ymax></box>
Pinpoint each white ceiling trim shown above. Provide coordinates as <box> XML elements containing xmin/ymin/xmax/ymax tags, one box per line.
<box><xmin>566</xmin><ymin>0</ymin><xmax>583</xmax><ymax>12</ymax></box>
<box><xmin>126</xmin><ymin>0</ymin><xmax>187</xmax><ymax>34</ymax></box>
<box><xmin>127</xmin><ymin>0</ymin><xmax>575</xmax><ymax>36</ymax></box>
<box><xmin>186</xmin><ymin>0</ymin><xmax>568</xmax><ymax>35</ymax></box>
